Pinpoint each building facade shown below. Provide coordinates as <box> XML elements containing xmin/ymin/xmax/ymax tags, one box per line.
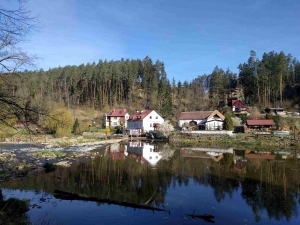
<box><xmin>103</xmin><ymin>108</ymin><xmax>129</xmax><ymax>128</ymax></box>
<box><xmin>127</xmin><ymin>110</ymin><xmax>164</xmax><ymax>134</ymax></box>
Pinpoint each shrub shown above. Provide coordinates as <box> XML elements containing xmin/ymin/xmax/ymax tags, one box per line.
<box><xmin>159</xmin><ymin>120</ymin><xmax>174</xmax><ymax>138</ymax></box>
<box><xmin>43</xmin><ymin>162</ymin><xmax>56</xmax><ymax>173</ymax></box>
<box><xmin>45</xmin><ymin>108</ymin><xmax>74</xmax><ymax>137</ymax></box>
<box><xmin>72</xmin><ymin>118</ymin><xmax>80</xmax><ymax>134</ymax></box>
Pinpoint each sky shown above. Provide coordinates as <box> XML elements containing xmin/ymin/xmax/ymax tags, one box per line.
<box><xmin>17</xmin><ymin>0</ymin><xmax>300</xmax><ymax>82</ymax></box>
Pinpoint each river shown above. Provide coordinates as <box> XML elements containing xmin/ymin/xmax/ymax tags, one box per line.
<box><xmin>0</xmin><ymin>141</ymin><xmax>300</xmax><ymax>224</ymax></box>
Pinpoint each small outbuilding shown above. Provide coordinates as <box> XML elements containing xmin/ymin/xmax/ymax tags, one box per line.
<box><xmin>265</xmin><ymin>107</ymin><xmax>285</xmax><ymax>115</ymax></box>
<box><xmin>246</xmin><ymin>119</ymin><xmax>275</xmax><ymax>131</ymax></box>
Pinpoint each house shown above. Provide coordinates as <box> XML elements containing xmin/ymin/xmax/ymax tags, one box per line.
<box><xmin>227</xmin><ymin>98</ymin><xmax>248</xmax><ymax>114</ymax></box>
<box><xmin>180</xmin><ymin>149</ymin><xmax>224</xmax><ymax>162</ymax></box>
<box><xmin>103</xmin><ymin>108</ymin><xmax>129</xmax><ymax>128</ymax></box>
<box><xmin>246</xmin><ymin>153</ymin><xmax>276</xmax><ymax>160</ymax></box>
<box><xmin>178</xmin><ymin>110</ymin><xmax>225</xmax><ymax>130</ymax></box>
<box><xmin>126</xmin><ymin>110</ymin><xmax>164</xmax><ymax>134</ymax></box>
<box><xmin>127</xmin><ymin>141</ymin><xmax>162</xmax><ymax>166</ymax></box>
<box><xmin>265</xmin><ymin>107</ymin><xmax>285</xmax><ymax>115</ymax></box>
<box><xmin>246</xmin><ymin>119</ymin><xmax>275</xmax><ymax>131</ymax></box>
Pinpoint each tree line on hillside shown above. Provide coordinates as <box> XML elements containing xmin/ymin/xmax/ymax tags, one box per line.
<box><xmin>1</xmin><ymin>2</ymin><xmax>300</xmax><ymax>131</ymax></box>
<box><xmin>0</xmin><ymin>51</ymin><xmax>300</xmax><ymax>125</ymax></box>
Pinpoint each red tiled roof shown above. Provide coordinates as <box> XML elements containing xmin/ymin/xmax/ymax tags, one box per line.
<box><xmin>246</xmin><ymin>154</ymin><xmax>276</xmax><ymax>160</ymax></box>
<box><xmin>106</xmin><ymin>108</ymin><xmax>127</xmax><ymax>117</ymax></box>
<box><xmin>246</xmin><ymin>120</ymin><xmax>275</xmax><ymax>126</ymax></box>
<box><xmin>232</xmin><ymin>100</ymin><xmax>246</xmax><ymax>107</ymax></box>
<box><xmin>179</xmin><ymin>111</ymin><xmax>213</xmax><ymax>120</ymax></box>
<box><xmin>128</xmin><ymin>110</ymin><xmax>153</xmax><ymax>121</ymax></box>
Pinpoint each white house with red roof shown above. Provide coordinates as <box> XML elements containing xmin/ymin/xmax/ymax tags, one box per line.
<box><xmin>178</xmin><ymin>110</ymin><xmax>225</xmax><ymax>130</ymax></box>
<box><xmin>104</xmin><ymin>108</ymin><xmax>130</xmax><ymax>128</ymax></box>
<box><xmin>127</xmin><ymin>110</ymin><xmax>164</xmax><ymax>134</ymax></box>
<box><xmin>227</xmin><ymin>98</ymin><xmax>248</xmax><ymax>114</ymax></box>
<box><xmin>127</xmin><ymin>141</ymin><xmax>162</xmax><ymax>166</ymax></box>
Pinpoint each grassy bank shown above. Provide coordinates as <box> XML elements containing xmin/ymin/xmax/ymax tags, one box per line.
<box><xmin>169</xmin><ymin>132</ymin><xmax>300</xmax><ymax>150</ymax></box>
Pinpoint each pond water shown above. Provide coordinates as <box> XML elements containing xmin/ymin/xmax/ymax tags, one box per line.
<box><xmin>1</xmin><ymin>141</ymin><xmax>300</xmax><ymax>225</ymax></box>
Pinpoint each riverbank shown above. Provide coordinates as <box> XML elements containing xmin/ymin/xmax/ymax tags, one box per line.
<box><xmin>0</xmin><ymin>133</ymin><xmax>129</xmax><ymax>182</ymax></box>
<box><xmin>169</xmin><ymin>132</ymin><xmax>300</xmax><ymax>149</ymax></box>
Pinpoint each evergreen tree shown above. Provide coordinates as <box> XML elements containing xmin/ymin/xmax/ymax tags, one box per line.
<box><xmin>223</xmin><ymin>112</ymin><xmax>233</xmax><ymax>130</ymax></box>
<box><xmin>72</xmin><ymin>118</ymin><xmax>80</xmax><ymax>134</ymax></box>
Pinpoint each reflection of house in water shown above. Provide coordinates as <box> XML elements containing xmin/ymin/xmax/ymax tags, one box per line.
<box><xmin>246</xmin><ymin>152</ymin><xmax>276</xmax><ymax>160</ymax></box>
<box><xmin>127</xmin><ymin>141</ymin><xmax>162</xmax><ymax>166</ymax></box>
<box><xmin>106</xmin><ymin>142</ymin><xmax>127</xmax><ymax>160</ymax></box>
<box><xmin>180</xmin><ymin>147</ymin><xmax>233</xmax><ymax>162</ymax></box>
<box><xmin>233</xmin><ymin>150</ymin><xmax>247</xmax><ymax>171</ymax></box>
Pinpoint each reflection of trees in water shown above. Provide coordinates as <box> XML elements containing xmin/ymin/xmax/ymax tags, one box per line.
<box><xmin>2</xmin><ymin>149</ymin><xmax>300</xmax><ymax>222</ymax></box>
<box><xmin>166</xmin><ymin>152</ymin><xmax>300</xmax><ymax>222</ymax></box>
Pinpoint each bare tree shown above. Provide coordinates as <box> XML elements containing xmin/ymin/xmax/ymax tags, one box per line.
<box><xmin>0</xmin><ymin>0</ymin><xmax>40</xmax><ymax>129</ymax></box>
<box><xmin>0</xmin><ymin>0</ymin><xmax>39</xmax><ymax>72</ymax></box>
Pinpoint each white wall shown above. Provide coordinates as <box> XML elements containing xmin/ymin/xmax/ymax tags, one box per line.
<box><xmin>142</xmin><ymin>143</ymin><xmax>162</xmax><ymax>166</ymax></box>
<box><xmin>127</xmin><ymin>110</ymin><xmax>164</xmax><ymax>132</ymax></box>
<box><xmin>143</xmin><ymin>110</ymin><xmax>164</xmax><ymax>132</ymax></box>
<box><xmin>206</xmin><ymin>117</ymin><xmax>223</xmax><ymax>130</ymax></box>
<box><xmin>178</xmin><ymin>119</ymin><xmax>203</xmax><ymax>127</ymax></box>
<box><xmin>179</xmin><ymin>117</ymin><xmax>223</xmax><ymax>130</ymax></box>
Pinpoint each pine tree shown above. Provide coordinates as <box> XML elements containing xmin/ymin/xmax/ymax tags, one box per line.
<box><xmin>223</xmin><ymin>112</ymin><xmax>233</xmax><ymax>131</ymax></box>
<box><xmin>72</xmin><ymin>118</ymin><xmax>80</xmax><ymax>134</ymax></box>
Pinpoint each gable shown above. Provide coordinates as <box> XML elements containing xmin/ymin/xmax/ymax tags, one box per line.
<box><xmin>207</xmin><ymin>110</ymin><xmax>225</xmax><ymax>121</ymax></box>
<box><xmin>232</xmin><ymin>100</ymin><xmax>246</xmax><ymax>107</ymax></box>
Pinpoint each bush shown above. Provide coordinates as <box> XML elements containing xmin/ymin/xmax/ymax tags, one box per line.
<box><xmin>265</xmin><ymin>114</ymin><xmax>281</xmax><ymax>128</ymax></box>
<box><xmin>159</xmin><ymin>120</ymin><xmax>174</xmax><ymax>138</ymax></box>
<box><xmin>45</xmin><ymin>108</ymin><xmax>74</xmax><ymax>137</ymax></box>
<box><xmin>43</xmin><ymin>162</ymin><xmax>57</xmax><ymax>173</ymax></box>
<box><xmin>115</xmin><ymin>126</ymin><xmax>123</xmax><ymax>134</ymax></box>
<box><xmin>72</xmin><ymin>118</ymin><xmax>80</xmax><ymax>134</ymax></box>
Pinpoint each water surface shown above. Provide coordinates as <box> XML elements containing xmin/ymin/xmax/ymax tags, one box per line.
<box><xmin>1</xmin><ymin>141</ymin><xmax>299</xmax><ymax>224</ymax></box>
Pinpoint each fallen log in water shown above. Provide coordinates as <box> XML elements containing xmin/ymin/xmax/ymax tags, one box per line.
<box><xmin>54</xmin><ymin>190</ymin><xmax>170</xmax><ymax>214</ymax></box>
<box><xmin>186</xmin><ymin>209</ymin><xmax>215</xmax><ymax>223</ymax></box>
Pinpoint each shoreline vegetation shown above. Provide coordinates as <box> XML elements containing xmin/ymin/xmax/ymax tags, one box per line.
<box><xmin>169</xmin><ymin>132</ymin><xmax>300</xmax><ymax>149</ymax></box>
<box><xmin>1</xmin><ymin>131</ymin><xmax>299</xmax><ymax>150</ymax></box>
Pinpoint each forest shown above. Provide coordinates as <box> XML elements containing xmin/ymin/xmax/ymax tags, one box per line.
<box><xmin>1</xmin><ymin>50</ymin><xmax>300</xmax><ymax>126</ymax></box>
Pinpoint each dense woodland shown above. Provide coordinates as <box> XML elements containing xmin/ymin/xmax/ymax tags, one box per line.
<box><xmin>0</xmin><ymin>50</ymin><xmax>300</xmax><ymax>125</ymax></box>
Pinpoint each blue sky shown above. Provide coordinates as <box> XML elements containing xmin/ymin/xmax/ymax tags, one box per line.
<box><xmin>20</xmin><ymin>0</ymin><xmax>300</xmax><ymax>82</ymax></box>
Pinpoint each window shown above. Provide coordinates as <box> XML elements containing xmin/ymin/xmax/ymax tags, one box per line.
<box><xmin>156</xmin><ymin>116</ymin><xmax>158</xmax><ymax>119</ymax></box>
<box><xmin>150</xmin><ymin>148</ymin><xmax>152</xmax><ymax>152</ymax></box>
<box><xmin>114</xmin><ymin>117</ymin><xmax>117</xmax><ymax>120</ymax></box>
<box><xmin>150</xmin><ymin>116</ymin><xmax>152</xmax><ymax>119</ymax></box>
<box><xmin>156</xmin><ymin>156</ymin><xmax>158</xmax><ymax>159</ymax></box>
<box><xmin>150</xmin><ymin>123</ymin><xmax>152</xmax><ymax>127</ymax></box>
<box><xmin>113</xmin><ymin>122</ymin><xmax>117</xmax><ymax>126</ymax></box>
<box><xmin>150</xmin><ymin>157</ymin><xmax>152</xmax><ymax>160</ymax></box>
